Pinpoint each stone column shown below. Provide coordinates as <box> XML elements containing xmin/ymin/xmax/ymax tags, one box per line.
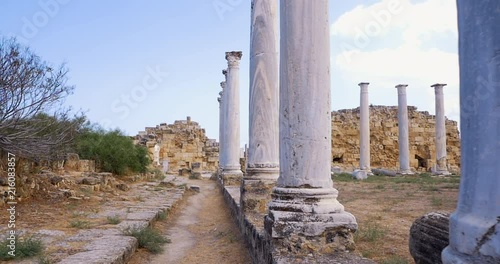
<box><xmin>359</xmin><ymin>82</ymin><xmax>371</xmax><ymax>173</ymax></box>
<box><xmin>221</xmin><ymin>51</ymin><xmax>243</xmax><ymax>185</ymax></box>
<box><xmin>242</xmin><ymin>0</ymin><xmax>280</xmax><ymax>215</ymax></box>
<box><xmin>395</xmin><ymin>84</ymin><xmax>413</xmax><ymax>174</ymax></box>
<box><xmin>432</xmin><ymin>83</ymin><xmax>450</xmax><ymax>175</ymax></box>
<box><xmin>217</xmin><ymin>83</ymin><xmax>224</xmax><ymax>172</ymax></box>
<box><xmin>442</xmin><ymin>1</ymin><xmax>500</xmax><ymax>262</ymax></box>
<box><xmin>219</xmin><ymin>71</ymin><xmax>228</xmax><ymax>174</ymax></box>
<box><xmin>265</xmin><ymin>0</ymin><xmax>357</xmax><ymax>254</ymax></box>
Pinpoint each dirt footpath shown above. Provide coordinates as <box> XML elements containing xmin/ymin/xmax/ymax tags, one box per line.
<box><xmin>129</xmin><ymin>179</ymin><xmax>251</xmax><ymax>264</ymax></box>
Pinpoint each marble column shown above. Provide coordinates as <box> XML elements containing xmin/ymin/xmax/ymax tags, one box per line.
<box><xmin>217</xmin><ymin>82</ymin><xmax>225</xmax><ymax>172</ymax></box>
<box><xmin>242</xmin><ymin>0</ymin><xmax>280</xmax><ymax>215</ymax></box>
<box><xmin>432</xmin><ymin>83</ymin><xmax>450</xmax><ymax>175</ymax></box>
<box><xmin>222</xmin><ymin>51</ymin><xmax>243</xmax><ymax>185</ymax></box>
<box><xmin>359</xmin><ymin>82</ymin><xmax>371</xmax><ymax>173</ymax></box>
<box><xmin>442</xmin><ymin>1</ymin><xmax>500</xmax><ymax>262</ymax></box>
<box><xmin>265</xmin><ymin>0</ymin><xmax>357</xmax><ymax>254</ymax></box>
<box><xmin>395</xmin><ymin>84</ymin><xmax>413</xmax><ymax>174</ymax></box>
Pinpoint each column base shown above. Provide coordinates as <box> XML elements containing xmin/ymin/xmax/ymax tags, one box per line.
<box><xmin>221</xmin><ymin>169</ymin><xmax>243</xmax><ymax>186</ymax></box>
<box><xmin>265</xmin><ymin>187</ymin><xmax>358</xmax><ymax>254</ymax></box>
<box><xmin>352</xmin><ymin>169</ymin><xmax>372</xmax><ymax>180</ymax></box>
<box><xmin>241</xmin><ymin>167</ymin><xmax>279</xmax><ymax>215</ymax></box>
<box><xmin>433</xmin><ymin>170</ymin><xmax>451</xmax><ymax>176</ymax></box>
<box><xmin>442</xmin><ymin>246</ymin><xmax>499</xmax><ymax>264</ymax></box>
<box><xmin>397</xmin><ymin>169</ymin><xmax>414</xmax><ymax>175</ymax></box>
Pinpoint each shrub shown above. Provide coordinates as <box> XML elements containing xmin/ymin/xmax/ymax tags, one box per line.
<box><xmin>106</xmin><ymin>215</ymin><xmax>122</xmax><ymax>225</ymax></box>
<box><xmin>76</xmin><ymin>127</ymin><xmax>150</xmax><ymax>175</ymax></box>
<box><xmin>0</xmin><ymin>236</ymin><xmax>44</xmax><ymax>260</ymax></box>
<box><xmin>123</xmin><ymin>226</ymin><xmax>170</xmax><ymax>254</ymax></box>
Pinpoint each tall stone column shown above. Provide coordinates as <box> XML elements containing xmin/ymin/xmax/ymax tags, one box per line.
<box><xmin>217</xmin><ymin>82</ymin><xmax>225</xmax><ymax>171</ymax></box>
<box><xmin>359</xmin><ymin>82</ymin><xmax>371</xmax><ymax>172</ymax></box>
<box><xmin>265</xmin><ymin>0</ymin><xmax>357</xmax><ymax>254</ymax></box>
<box><xmin>442</xmin><ymin>1</ymin><xmax>500</xmax><ymax>262</ymax></box>
<box><xmin>395</xmin><ymin>84</ymin><xmax>413</xmax><ymax>174</ymax></box>
<box><xmin>242</xmin><ymin>0</ymin><xmax>280</xmax><ymax>215</ymax></box>
<box><xmin>222</xmin><ymin>51</ymin><xmax>243</xmax><ymax>185</ymax></box>
<box><xmin>432</xmin><ymin>83</ymin><xmax>450</xmax><ymax>175</ymax></box>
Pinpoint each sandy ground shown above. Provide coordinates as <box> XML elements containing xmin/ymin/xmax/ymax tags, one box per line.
<box><xmin>128</xmin><ymin>178</ymin><xmax>251</xmax><ymax>264</ymax></box>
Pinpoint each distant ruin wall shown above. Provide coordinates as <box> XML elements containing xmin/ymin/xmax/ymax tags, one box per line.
<box><xmin>135</xmin><ymin>117</ymin><xmax>219</xmax><ymax>174</ymax></box>
<box><xmin>331</xmin><ymin>106</ymin><xmax>461</xmax><ymax>173</ymax></box>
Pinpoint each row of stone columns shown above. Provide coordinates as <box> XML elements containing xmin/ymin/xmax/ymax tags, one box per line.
<box><xmin>357</xmin><ymin>83</ymin><xmax>450</xmax><ymax>175</ymax></box>
<box><xmin>217</xmin><ymin>1</ymin><xmax>500</xmax><ymax>261</ymax></box>
<box><xmin>217</xmin><ymin>0</ymin><xmax>358</xmax><ymax>253</ymax></box>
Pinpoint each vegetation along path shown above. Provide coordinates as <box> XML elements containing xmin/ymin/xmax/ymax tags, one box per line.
<box><xmin>129</xmin><ymin>177</ymin><xmax>251</xmax><ymax>264</ymax></box>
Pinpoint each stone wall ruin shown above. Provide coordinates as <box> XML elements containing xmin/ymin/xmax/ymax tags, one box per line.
<box><xmin>135</xmin><ymin>117</ymin><xmax>219</xmax><ymax>174</ymax></box>
<box><xmin>331</xmin><ymin>105</ymin><xmax>460</xmax><ymax>173</ymax></box>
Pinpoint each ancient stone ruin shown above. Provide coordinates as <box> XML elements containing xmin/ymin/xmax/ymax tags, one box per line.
<box><xmin>134</xmin><ymin>117</ymin><xmax>219</xmax><ymax>174</ymax></box>
<box><xmin>331</xmin><ymin>105</ymin><xmax>461</xmax><ymax>173</ymax></box>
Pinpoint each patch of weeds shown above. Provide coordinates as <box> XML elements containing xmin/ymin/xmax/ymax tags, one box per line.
<box><xmin>375</xmin><ymin>184</ymin><xmax>385</xmax><ymax>190</ymax></box>
<box><xmin>421</xmin><ymin>185</ymin><xmax>440</xmax><ymax>192</ymax></box>
<box><xmin>157</xmin><ymin>211</ymin><xmax>168</xmax><ymax>221</ymax></box>
<box><xmin>381</xmin><ymin>256</ymin><xmax>409</xmax><ymax>264</ymax></box>
<box><xmin>360</xmin><ymin>249</ymin><xmax>376</xmax><ymax>259</ymax></box>
<box><xmin>123</xmin><ymin>226</ymin><xmax>170</xmax><ymax>254</ymax></box>
<box><xmin>178</xmin><ymin>183</ymin><xmax>187</xmax><ymax>189</ymax></box>
<box><xmin>106</xmin><ymin>215</ymin><xmax>122</xmax><ymax>225</ymax></box>
<box><xmin>38</xmin><ymin>255</ymin><xmax>53</xmax><ymax>264</ymax></box>
<box><xmin>151</xmin><ymin>168</ymin><xmax>166</xmax><ymax>181</ymax></box>
<box><xmin>0</xmin><ymin>236</ymin><xmax>44</xmax><ymax>260</ymax></box>
<box><xmin>71</xmin><ymin>211</ymin><xmax>88</xmax><ymax>218</ymax></box>
<box><xmin>69</xmin><ymin>220</ymin><xmax>92</xmax><ymax>229</ymax></box>
<box><xmin>354</xmin><ymin>222</ymin><xmax>386</xmax><ymax>242</ymax></box>
<box><xmin>431</xmin><ymin>196</ymin><xmax>443</xmax><ymax>207</ymax></box>
<box><xmin>332</xmin><ymin>173</ymin><xmax>355</xmax><ymax>182</ymax></box>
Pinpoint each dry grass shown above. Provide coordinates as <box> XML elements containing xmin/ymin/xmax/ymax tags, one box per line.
<box><xmin>334</xmin><ymin>172</ymin><xmax>460</xmax><ymax>263</ymax></box>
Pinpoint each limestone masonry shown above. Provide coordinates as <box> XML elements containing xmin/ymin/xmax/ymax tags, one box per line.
<box><xmin>331</xmin><ymin>105</ymin><xmax>460</xmax><ymax>173</ymax></box>
<box><xmin>134</xmin><ymin>117</ymin><xmax>219</xmax><ymax>174</ymax></box>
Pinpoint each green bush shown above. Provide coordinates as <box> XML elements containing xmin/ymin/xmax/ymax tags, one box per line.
<box><xmin>0</xmin><ymin>236</ymin><xmax>44</xmax><ymax>260</ymax></box>
<box><xmin>76</xmin><ymin>127</ymin><xmax>150</xmax><ymax>175</ymax></box>
<box><xmin>123</xmin><ymin>226</ymin><xmax>170</xmax><ymax>254</ymax></box>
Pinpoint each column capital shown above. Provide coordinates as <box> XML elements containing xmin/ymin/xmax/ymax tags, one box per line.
<box><xmin>431</xmin><ymin>83</ymin><xmax>447</xmax><ymax>88</ymax></box>
<box><xmin>220</xmin><ymin>81</ymin><xmax>226</xmax><ymax>89</ymax></box>
<box><xmin>358</xmin><ymin>82</ymin><xmax>370</xmax><ymax>86</ymax></box>
<box><xmin>395</xmin><ymin>84</ymin><xmax>408</xmax><ymax>89</ymax></box>
<box><xmin>226</xmin><ymin>51</ymin><xmax>243</xmax><ymax>68</ymax></box>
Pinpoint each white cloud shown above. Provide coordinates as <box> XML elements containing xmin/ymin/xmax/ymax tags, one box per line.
<box><xmin>331</xmin><ymin>0</ymin><xmax>459</xmax><ymax>123</ymax></box>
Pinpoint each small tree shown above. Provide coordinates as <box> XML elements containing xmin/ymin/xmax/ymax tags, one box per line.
<box><xmin>0</xmin><ymin>37</ymin><xmax>79</xmax><ymax>161</ymax></box>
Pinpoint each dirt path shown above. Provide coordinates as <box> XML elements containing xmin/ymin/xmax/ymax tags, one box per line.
<box><xmin>130</xmin><ymin>179</ymin><xmax>251</xmax><ymax>264</ymax></box>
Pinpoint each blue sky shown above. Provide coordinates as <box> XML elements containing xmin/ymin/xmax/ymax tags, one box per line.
<box><xmin>0</xmin><ymin>0</ymin><xmax>458</xmax><ymax>146</ymax></box>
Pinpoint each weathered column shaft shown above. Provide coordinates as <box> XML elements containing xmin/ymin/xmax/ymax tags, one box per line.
<box><xmin>432</xmin><ymin>83</ymin><xmax>449</xmax><ymax>175</ymax></box>
<box><xmin>247</xmin><ymin>0</ymin><xmax>279</xmax><ymax>175</ymax></box>
<box><xmin>222</xmin><ymin>52</ymin><xmax>243</xmax><ymax>185</ymax></box>
<box><xmin>218</xmin><ymin>83</ymin><xmax>224</xmax><ymax>170</ymax></box>
<box><xmin>242</xmin><ymin>0</ymin><xmax>279</xmax><ymax>215</ymax></box>
<box><xmin>442</xmin><ymin>1</ymin><xmax>500</xmax><ymax>262</ymax></box>
<box><xmin>396</xmin><ymin>84</ymin><xmax>412</xmax><ymax>174</ymax></box>
<box><xmin>359</xmin><ymin>82</ymin><xmax>370</xmax><ymax>171</ymax></box>
<box><xmin>265</xmin><ymin>0</ymin><xmax>357</xmax><ymax>254</ymax></box>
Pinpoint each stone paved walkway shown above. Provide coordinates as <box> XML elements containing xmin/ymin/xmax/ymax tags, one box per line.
<box><xmin>4</xmin><ymin>175</ymin><xmax>190</xmax><ymax>264</ymax></box>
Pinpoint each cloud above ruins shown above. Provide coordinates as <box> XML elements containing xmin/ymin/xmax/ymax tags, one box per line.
<box><xmin>330</xmin><ymin>0</ymin><xmax>460</xmax><ymax>124</ymax></box>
